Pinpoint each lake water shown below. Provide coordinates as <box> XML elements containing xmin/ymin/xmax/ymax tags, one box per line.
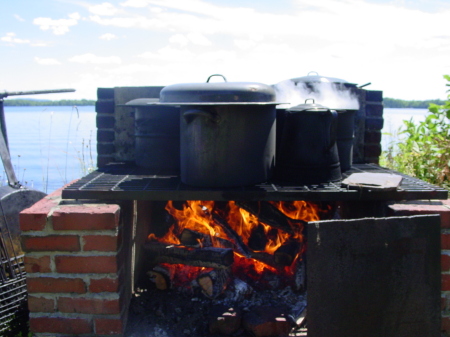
<box><xmin>1</xmin><ymin>106</ymin><xmax>429</xmax><ymax>194</ymax></box>
<box><xmin>3</xmin><ymin>105</ymin><xmax>97</xmax><ymax>193</ymax></box>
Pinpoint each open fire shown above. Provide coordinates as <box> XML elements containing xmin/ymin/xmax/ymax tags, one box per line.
<box><xmin>135</xmin><ymin>200</ymin><xmax>332</xmax><ymax>336</ymax></box>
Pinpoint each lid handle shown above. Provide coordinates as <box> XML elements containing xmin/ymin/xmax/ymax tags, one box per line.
<box><xmin>206</xmin><ymin>74</ymin><xmax>227</xmax><ymax>83</ymax></box>
<box><xmin>305</xmin><ymin>98</ymin><xmax>315</xmax><ymax>104</ymax></box>
<box><xmin>307</xmin><ymin>71</ymin><xmax>319</xmax><ymax>76</ymax></box>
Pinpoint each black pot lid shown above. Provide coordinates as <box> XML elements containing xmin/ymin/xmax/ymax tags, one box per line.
<box><xmin>290</xmin><ymin>71</ymin><xmax>353</xmax><ymax>85</ymax></box>
<box><xmin>287</xmin><ymin>99</ymin><xmax>333</xmax><ymax>112</ymax></box>
<box><xmin>159</xmin><ymin>74</ymin><xmax>281</xmax><ymax>105</ymax></box>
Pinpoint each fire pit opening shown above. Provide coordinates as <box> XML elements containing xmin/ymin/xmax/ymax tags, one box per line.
<box><xmin>127</xmin><ymin>199</ymin><xmax>334</xmax><ymax>337</ymax></box>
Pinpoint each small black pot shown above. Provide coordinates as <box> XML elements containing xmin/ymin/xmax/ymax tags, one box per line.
<box><xmin>276</xmin><ymin>99</ymin><xmax>342</xmax><ymax>185</ymax></box>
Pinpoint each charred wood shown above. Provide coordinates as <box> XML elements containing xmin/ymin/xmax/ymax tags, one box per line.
<box><xmin>248</xmin><ymin>223</ymin><xmax>268</xmax><ymax>251</ymax></box>
<box><xmin>208</xmin><ymin>305</ymin><xmax>242</xmax><ymax>335</ymax></box>
<box><xmin>179</xmin><ymin>228</ymin><xmax>212</xmax><ymax>248</ymax></box>
<box><xmin>147</xmin><ymin>265</ymin><xmax>173</xmax><ymax>290</ymax></box>
<box><xmin>210</xmin><ymin>211</ymin><xmax>252</xmax><ymax>258</ymax></box>
<box><xmin>274</xmin><ymin>239</ymin><xmax>303</xmax><ymax>267</ymax></box>
<box><xmin>197</xmin><ymin>268</ymin><xmax>231</xmax><ymax>299</ymax></box>
<box><xmin>242</xmin><ymin>305</ymin><xmax>294</xmax><ymax>337</ymax></box>
<box><xmin>236</xmin><ymin>201</ymin><xmax>307</xmax><ymax>235</ymax></box>
<box><xmin>144</xmin><ymin>241</ymin><xmax>234</xmax><ymax>268</ymax></box>
<box><xmin>293</xmin><ymin>257</ymin><xmax>306</xmax><ymax>292</ymax></box>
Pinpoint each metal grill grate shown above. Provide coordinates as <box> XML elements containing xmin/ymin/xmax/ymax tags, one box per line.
<box><xmin>62</xmin><ymin>163</ymin><xmax>448</xmax><ymax>201</ymax></box>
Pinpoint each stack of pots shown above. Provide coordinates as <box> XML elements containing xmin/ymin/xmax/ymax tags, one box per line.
<box><xmin>127</xmin><ymin>74</ymin><xmax>357</xmax><ymax>187</ymax></box>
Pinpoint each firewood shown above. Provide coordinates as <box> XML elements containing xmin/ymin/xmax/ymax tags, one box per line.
<box><xmin>210</xmin><ymin>211</ymin><xmax>252</xmax><ymax>258</ymax></box>
<box><xmin>208</xmin><ymin>305</ymin><xmax>242</xmax><ymax>335</ymax></box>
<box><xmin>274</xmin><ymin>239</ymin><xmax>303</xmax><ymax>266</ymax></box>
<box><xmin>248</xmin><ymin>223</ymin><xmax>268</xmax><ymax>251</ymax></box>
<box><xmin>249</xmin><ymin>251</ymin><xmax>280</xmax><ymax>270</ymax></box>
<box><xmin>197</xmin><ymin>268</ymin><xmax>231</xmax><ymax>299</ymax></box>
<box><xmin>236</xmin><ymin>201</ymin><xmax>307</xmax><ymax>235</ymax></box>
<box><xmin>147</xmin><ymin>265</ymin><xmax>173</xmax><ymax>290</ymax></box>
<box><xmin>179</xmin><ymin>228</ymin><xmax>212</xmax><ymax>247</ymax></box>
<box><xmin>143</xmin><ymin>241</ymin><xmax>234</xmax><ymax>268</ymax></box>
<box><xmin>231</xmin><ymin>278</ymin><xmax>253</xmax><ymax>301</ymax></box>
<box><xmin>242</xmin><ymin>305</ymin><xmax>294</xmax><ymax>337</ymax></box>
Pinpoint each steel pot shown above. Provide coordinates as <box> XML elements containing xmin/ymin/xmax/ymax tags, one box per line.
<box><xmin>276</xmin><ymin>99</ymin><xmax>341</xmax><ymax>184</ymax></box>
<box><xmin>126</xmin><ymin>98</ymin><xmax>180</xmax><ymax>174</ymax></box>
<box><xmin>160</xmin><ymin>75</ymin><xmax>280</xmax><ymax>187</ymax></box>
<box><xmin>290</xmin><ymin>71</ymin><xmax>371</xmax><ymax>89</ymax></box>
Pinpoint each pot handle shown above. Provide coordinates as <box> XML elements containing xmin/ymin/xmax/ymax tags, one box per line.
<box><xmin>183</xmin><ymin>109</ymin><xmax>219</xmax><ymax>124</ymax></box>
<box><xmin>327</xmin><ymin>110</ymin><xmax>338</xmax><ymax>152</ymax></box>
<box><xmin>206</xmin><ymin>74</ymin><xmax>227</xmax><ymax>83</ymax></box>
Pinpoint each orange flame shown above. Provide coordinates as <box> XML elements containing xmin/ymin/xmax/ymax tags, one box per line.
<box><xmin>148</xmin><ymin>200</ymin><xmax>327</xmax><ymax>280</ymax></box>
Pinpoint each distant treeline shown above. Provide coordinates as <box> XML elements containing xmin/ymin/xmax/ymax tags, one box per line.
<box><xmin>383</xmin><ymin>98</ymin><xmax>445</xmax><ymax>109</ymax></box>
<box><xmin>3</xmin><ymin>99</ymin><xmax>95</xmax><ymax>106</ymax></box>
<box><xmin>3</xmin><ymin>97</ymin><xmax>446</xmax><ymax>109</ymax></box>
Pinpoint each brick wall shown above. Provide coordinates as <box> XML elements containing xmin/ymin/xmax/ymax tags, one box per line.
<box><xmin>388</xmin><ymin>199</ymin><xmax>450</xmax><ymax>334</ymax></box>
<box><xmin>20</xmin><ymin>185</ymin><xmax>134</xmax><ymax>336</ymax></box>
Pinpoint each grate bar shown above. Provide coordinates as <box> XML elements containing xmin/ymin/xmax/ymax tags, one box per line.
<box><xmin>62</xmin><ymin>163</ymin><xmax>448</xmax><ymax>201</ymax></box>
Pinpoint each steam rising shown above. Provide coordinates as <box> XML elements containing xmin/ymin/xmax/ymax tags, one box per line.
<box><xmin>273</xmin><ymin>79</ymin><xmax>360</xmax><ymax>110</ymax></box>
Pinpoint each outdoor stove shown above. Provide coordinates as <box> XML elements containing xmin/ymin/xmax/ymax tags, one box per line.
<box><xmin>19</xmin><ymin>83</ymin><xmax>448</xmax><ymax>337</ymax></box>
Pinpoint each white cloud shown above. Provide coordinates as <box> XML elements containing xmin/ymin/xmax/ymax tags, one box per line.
<box><xmin>69</xmin><ymin>53</ymin><xmax>122</xmax><ymax>64</ymax></box>
<box><xmin>33</xmin><ymin>12</ymin><xmax>80</xmax><ymax>35</ymax></box>
<box><xmin>14</xmin><ymin>14</ymin><xmax>25</xmax><ymax>22</ymax></box>
<box><xmin>34</xmin><ymin>57</ymin><xmax>61</xmax><ymax>65</ymax></box>
<box><xmin>89</xmin><ymin>3</ymin><xmax>119</xmax><ymax>16</ymax></box>
<box><xmin>120</xmin><ymin>0</ymin><xmax>150</xmax><ymax>8</ymax></box>
<box><xmin>99</xmin><ymin>33</ymin><xmax>117</xmax><ymax>40</ymax></box>
<box><xmin>1</xmin><ymin>32</ymin><xmax>30</xmax><ymax>44</ymax></box>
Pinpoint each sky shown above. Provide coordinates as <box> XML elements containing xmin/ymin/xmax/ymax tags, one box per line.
<box><xmin>1</xmin><ymin>0</ymin><xmax>450</xmax><ymax>101</ymax></box>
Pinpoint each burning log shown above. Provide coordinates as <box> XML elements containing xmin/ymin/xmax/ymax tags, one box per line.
<box><xmin>274</xmin><ymin>239</ymin><xmax>303</xmax><ymax>267</ymax></box>
<box><xmin>197</xmin><ymin>268</ymin><xmax>231</xmax><ymax>299</ymax></box>
<box><xmin>248</xmin><ymin>223</ymin><xmax>268</xmax><ymax>251</ymax></box>
<box><xmin>179</xmin><ymin>228</ymin><xmax>212</xmax><ymax>247</ymax></box>
<box><xmin>144</xmin><ymin>241</ymin><xmax>234</xmax><ymax>269</ymax></box>
<box><xmin>210</xmin><ymin>211</ymin><xmax>252</xmax><ymax>258</ymax></box>
<box><xmin>147</xmin><ymin>265</ymin><xmax>174</xmax><ymax>290</ymax></box>
<box><xmin>236</xmin><ymin>201</ymin><xmax>307</xmax><ymax>235</ymax></box>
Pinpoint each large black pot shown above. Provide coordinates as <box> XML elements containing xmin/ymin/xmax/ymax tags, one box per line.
<box><xmin>126</xmin><ymin>98</ymin><xmax>180</xmax><ymax>174</ymax></box>
<box><xmin>160</xmin><ymin>75</ymin><xmax>279</xmax><ymax>187</ymax></box>
<box><xmin>276</xmin><ymin>99</ymin><xmax>341</xmax><ymax>185</ymax></box>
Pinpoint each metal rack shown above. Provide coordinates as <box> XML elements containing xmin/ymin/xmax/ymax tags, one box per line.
<box><xmin>62</xmin><ymin>163</ymin><xmax>448</xmax><ymax>201</ymax></box>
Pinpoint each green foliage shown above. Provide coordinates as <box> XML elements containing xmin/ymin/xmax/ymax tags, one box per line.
<box><xmin>383</xmin><ymin>97</ymin><xmax>445</xmax><ymax>109</ymax></box>
<box><xmin>3</xmin><ymin>98</ymin><xmax>95</xmax><ymax>106</ymax></box>
<box><xmin>381</xmin><ymin>75</ymin><xmax>450</xmax><ymax>189</ymax></box>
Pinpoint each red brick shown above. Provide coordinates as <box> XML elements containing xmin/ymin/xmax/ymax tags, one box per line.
<box><xmin>83</xmin><ymin>235</ymin><xmax>118</xmax><ymax>251</ymax></box>
<box><xmin>95</xmin><ymin>318</ymin><xmax>124</xmax><ymax>335</ymax></box>
<box><xmin>442</xmin><ymin>234</ymin><xmax>450</xmax><ymax>250</ymax></box>
<box><xmin>23</xmin><ymin>235</ymin><xmax>80</xmax><ymax>252</ymax></box>
<box><xmin>19</xmin><ymin>190</ymin><xmax>62</xmax><ymax>231</ymax></box>
<box><xmin>30</xmin><ymin>317</ymin><xmax>91</xmax><ymax>334</ymax></box>
<box><xmin>27</xmin><ymin>277</ymin><xmax>86</xmax><ymax>293</ymax></box>
<box><xmin>443</xmin><ymin>254</ymin><xmax>450</xmax><ymax>272</ymax></box>
<box><xmin>52</xmin><ymin>204</ymin><xmax>120</xmax><ymax>231</ymax></box>
<box><xmin>443</xmin><ymin>275</ymin><xmax>450</xmax><ymax>291</ymax></box>
<box><xmin>442</xmin><ymin>316</ymin><xmax>450</xmax><ymax>333</ymax></box>
<box><xmin>89</xmin><ymin>277</ymin><xmax>119</xmax><ymax>293</ymax></box>
<box><xmin>58</xmin><ymin>297</ymin><xmax>120</xmax><ymax>314</ymax></box>
<box><xmin>24</xmin><ymin>255</ymin><xmax>51</xmax><ymax>273</ymax></box>
<box><xmin>389</xmin><ymin>203</ymin><xmax>450</xmax><ymax>227</ymax></box>
<box><xmin>28</xmin><ymin>296</ymin><xmax>55</xmax><ymax>312</ymax></box>
<box><xmin>55</xmin><ymin>255</ymin><xmax>117</xmax><ymax>273</ymax></box>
